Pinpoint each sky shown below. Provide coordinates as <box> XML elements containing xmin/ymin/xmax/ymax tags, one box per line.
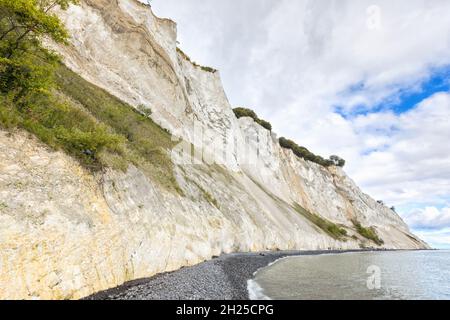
<box><xmin>147</xmin><ymin>0</ymin><xmax>450</xmax><ymax>248</ymax></box>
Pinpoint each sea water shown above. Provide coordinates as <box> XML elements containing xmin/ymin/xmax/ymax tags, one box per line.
<box><xmin>248</xmin><ymin>250</ymin><xmax>450</xmax><ymax>300</ymax></box>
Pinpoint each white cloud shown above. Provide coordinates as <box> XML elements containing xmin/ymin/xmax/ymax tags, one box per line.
<box><xmin>152</xmin><ymin>0</ymin><xmax>450</xmax><ymax>113</ymax></box>
<box><xmin>149</xmin><ymin>0</ymin><xmax>450</xmax><ymax>240</ymax></box>
<box><xmin>348</xmin><ymin>92</ymin><xmax>450</xmax><ymax>206</ymax></box>
<box><xmin>413</xmin><ymin>227</ymin><xmax>450</xmax><ymax>249</ymax></box>
<box><xmin>404</xmin><ymin>207</ymin><xmax>450</xmax><ymax>230</ymax></box>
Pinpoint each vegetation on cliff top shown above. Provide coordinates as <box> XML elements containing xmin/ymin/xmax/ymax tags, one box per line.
<box><xmin>232</xmin><ymin>106</ymin><xmax>345</xmax><ymax>168</ymax></box>
<box><xmin>233</xmin><ymin>107</ymin><xmax>273</xmax><ymax>131</ymax></box>
<box><xmin>0</xmin><ymin>0</ymin><xmax>180</xmax><ymax>193</ymax></box>
<box><xmin>279</xmin><ymin>137</ymin><xmax>345</xmax><ymax>168</ymax></box>
<box><xmin>177</xmin><ymin>47</ymin><xmax>217</xmax><ymax>73</ymax></box>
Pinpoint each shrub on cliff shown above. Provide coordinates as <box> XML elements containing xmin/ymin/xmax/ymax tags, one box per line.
<box><xmin>352</xmin><ymin>220</ymin><xmax>384</xmax><ymax>246</ymax></box>
<box><xmin>256</xmin><ymin>119</ymin><xmax>272</xmax><ymax>131</ymax></box>
<box><xmin>137</xmin><ymin>104</ymin><xmax>152</xmax><ymax>117</ymax></box>
<box><xmin>233</xmin><ymin>107</ymin><xmax>272</xmax><ymax>131</ymax></box>
<box><xmin>279</xmin><ymin>137</ymin><xmax>333</xmax><ymax>167</ymax></box>
<box><xmin>293</xmin><ymin>203</ymin><xmax>347</xmax><ymax>240</ymax></box>
<box><xmin>329</xmin><ymin>155</ymin><xmax>346</xmax><ymax>167</ymax></box>
<box><xmin>279</xmin><ymin>137</ymin><xmax>347</xmax><ymax>168</ymax></box>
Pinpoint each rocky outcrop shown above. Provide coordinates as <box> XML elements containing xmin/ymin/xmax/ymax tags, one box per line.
<box><xmin>0</xmin><ymin>0</ymin><xmax>427</xmax><ymax>300</ymax></box>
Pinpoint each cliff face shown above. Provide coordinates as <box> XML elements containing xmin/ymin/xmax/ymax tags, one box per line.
<box><xmin>0</xmin><ymin>0</ymin><xmax>428</xmax><ymax>300</ymax></box>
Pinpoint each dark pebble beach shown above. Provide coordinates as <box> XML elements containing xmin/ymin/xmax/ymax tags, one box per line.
<box><xmin>85</xmin><ymin>250</ymin><xmax>370</xmax><ymax>300</ymax></box>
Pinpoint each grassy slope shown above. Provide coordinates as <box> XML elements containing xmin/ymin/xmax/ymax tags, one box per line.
<box><xmin>352</xmin><ymin>220</ymin><xmax>384</xmax><ymax>246</ymax></box>
<box><xmin>55</xmin><ymin>65</ymin><xmax>181</xmax><ymax>192</ymax></box>
<box><xmin>292</xmin><ymin>203</ymin><xmax>384</xmax><ymax>245</ymax></box>
<box><xmin>293</xmin><ymin>203</ymin><xmax>348</xmax><ymax>240</ymax></box>
<box><xmin>0</xmin><ymin>64</ymin><xmax>180</xmax><ymax>193</ymax></box>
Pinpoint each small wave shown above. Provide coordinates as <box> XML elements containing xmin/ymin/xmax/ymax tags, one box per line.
<box><xmin>247</xmin><ymin>279</ymin><xmax>272</xmax><ymax>300</ymax></box>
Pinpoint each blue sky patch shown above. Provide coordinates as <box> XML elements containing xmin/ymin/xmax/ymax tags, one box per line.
<box><xmin>335</xmin><ymin>65</ymin><xmax>450</xmax><ymax>119</ymax></box>
<box><xmin>393</xmin><ymin>66</ymin><xmax>450</xmax><ymax>114</ymax></box>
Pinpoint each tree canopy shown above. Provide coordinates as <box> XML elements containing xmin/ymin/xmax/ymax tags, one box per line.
<box><xmin>329</xmin><ymin>155</ymin><xmax>346</xmax><ymax>167</ymax></box>
<box><xmin>279</xmin><ymin>138</ymin><xmax>346</xmax><ymax>168</ymax></box>
<box><xmin>0</xmin><ymin>0</ymin><xmax>77</xmax><ymax>103</ymax></box>
<box><xmin>233</xmin><ymin>107</ymin><xmax>273</xmax><ymax>131</ymax></box>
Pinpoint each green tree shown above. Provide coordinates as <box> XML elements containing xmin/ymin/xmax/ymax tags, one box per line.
<box><xmin>329</xmin><ymin>155</ymin><xmax>346</xmax><ymax>167</ymax></box>
<box><xmin>0</xmin><ymin>0</ymin><xmax>77</xmax><ymax>103</ymax></box>
<box><xmin>279</xmin><ymin>137</ymin><xmax>336</xmax><ymax>167</ymax></box>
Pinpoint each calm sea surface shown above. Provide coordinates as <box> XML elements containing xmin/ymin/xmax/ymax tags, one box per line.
<box><xmin>248</xmin><ymin>250</ymin><xmax>450</xmax><ymax>300</ymax></box>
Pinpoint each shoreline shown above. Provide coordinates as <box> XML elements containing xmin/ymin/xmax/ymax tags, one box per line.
<box><xmin>85</xmin><ymin>249</ymin><xmax>391</xmax><ymax>300</ymax></box>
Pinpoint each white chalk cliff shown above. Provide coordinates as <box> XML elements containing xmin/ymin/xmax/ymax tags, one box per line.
<box><xmin>0</xmin><ymin>0</ymin><xmax>428</xmax><ymax>300</ymax></box>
